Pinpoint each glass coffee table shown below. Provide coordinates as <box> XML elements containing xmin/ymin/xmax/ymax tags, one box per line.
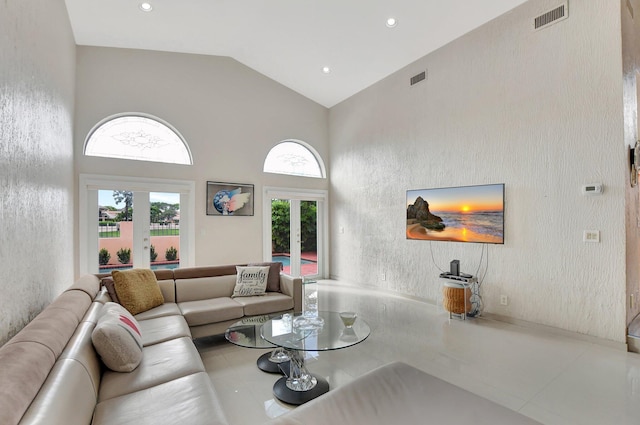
<box><xmin>224</xmin><ymin>314</ymin><xmax>291</xmax><ymax>374</ymax></box>
<box><xmin>261</xmin><ymin>311</ymin><xmax>370</xmax><ymax>405</ymax></box>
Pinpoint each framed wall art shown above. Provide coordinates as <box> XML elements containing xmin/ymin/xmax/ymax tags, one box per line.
<box><xmin>206</xmin><ymin>182</ymin><xmax>254</xmax><ymax>216</ymax></box>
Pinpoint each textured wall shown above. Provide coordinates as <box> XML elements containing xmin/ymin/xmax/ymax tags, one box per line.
<box><xmin>74</xmin><ymin>47</ymin><xmax>329</xmax><ymax>268</ymax></box>
<box><xmin>0</xmin><ymin>0</ymin><xmax>76</xmax><ymax>345</ymax></box>
<box><xmin>329</xmin><ymin>0</ymin><xmax>627</xmax><ymax>342</ymax></box>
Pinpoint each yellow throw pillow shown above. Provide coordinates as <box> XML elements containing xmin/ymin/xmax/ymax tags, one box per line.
<box><xmin>112</xmin><ymin>269</ymin><xmax>164</xmax><ymax>315</ymax></box>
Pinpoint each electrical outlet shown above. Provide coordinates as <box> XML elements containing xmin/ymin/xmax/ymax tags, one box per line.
<box><xmin>500</xmin><ymin>295</ymin><xmax>508</xmax><ymax>306</ymax></box>
<box><xmin>381</xmin><ymin>272</ymin><xmax>386</xmax><ymax>281</ymax></box>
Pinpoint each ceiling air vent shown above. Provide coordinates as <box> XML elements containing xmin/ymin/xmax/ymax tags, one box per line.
<box><xmin>533</xmin><ymin>2</ymin><xmax>568</xmax><ymax>31</ymax></box>
<box><xmin>410</xmin><ymin>70</ymin><xmax>426</xmax><ymax>86</ymax></box>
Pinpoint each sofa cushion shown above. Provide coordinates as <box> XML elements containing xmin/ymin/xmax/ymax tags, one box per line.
<box><xmin>92</xmin><ymin>303</ymin><xmax>143</xmax><ymax>372</ymax></box>
<box><xmin>92</xmin><ymin>372</ymin><xmax>229</xmax><ymax>425</ymax></box>
<box><xmin>175</xmin><ymin>275</ymin><xmax>237</xmax><ymax>302</ymax></box>
<box><xmin>7</xmin><ymin>303</ymin><xmax>81</xmax><ymax>358</ymax></box>
<box><xmin>20</xmin><ymin>321</ymin><xmax>103</xmax><ymax>425</ymax></box>
<box><xmin>138</xmin><ymin>315</ymin><xmax>192</xmax><ymax>346</ymax></box>
<box><xmin>112</xmin><ymin>269</ymin><xmax>165</xmax><ymax>315</ymax></box>
<box><xmin>65</xmin><ymin>274</ymin><xmax>101</xmax><ymax>299</ymax></box>
<box><xmin>248</xmin><ymin>262</ymin><xmax>283</xmax><ymax>292</ymax></box>
<box><xmin>179</xmin><ymin>298</ymin><xmax>244</xmax><ymax>326</ymax></box>
<box><xmin>232</xmin><ymin>266</ymin><xmax>269</xmax><ymax>297</ymax></box>
<box><xmin>98</xmin><ymin>336</ymin><xmax>205</xmax><ymax>402</ymax></box>
<box><xmin>173</xmin><ymin>264</ymin><xmax>238</xmax><ymax>279</ymax></box>
<box><xmin>156</xmin><ymin>279</ymin><xmax>177</xmax><ymax>303</ymax></box>
<box><xmin>134</xmin><ymin>302</ymin><xmax>182</xmax><ymax>321</ymax></box>
<box><xmin>234</xmin><ymin>292</ymin><xmax>294</xmax><ymax>316</ymax></box>
<box><xmin>19</xmin><ymin>357</ymin><xmax>99</xmax><ymax>425</ymax></box>
<box><xmin>0</xmin><ymin>342</ymin><xmax>56</xmax><ymax>425</ymax></box>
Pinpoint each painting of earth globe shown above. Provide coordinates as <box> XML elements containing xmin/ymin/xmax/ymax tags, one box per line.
<box><xmin>206</xmin><ymin>182</ymin><xmax>254</xmax><ymax>216</ymax></box>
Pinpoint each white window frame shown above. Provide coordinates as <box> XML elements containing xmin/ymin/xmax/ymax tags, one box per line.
<box><xmin>83</xmin><ymin>113</ymin><xmax>193</xmax><ymax>165</ymax></box>
<box><xmin>263</xmin><ymin>139</ymin><xmax>327</xmax><ymax>178</ymax></box>
<box><xmin>79</xmin><ymin>174</ymin><xmax>196</xmax><ymax>275</ymax></box>
<box><xmin>263</xmin><ymin>187</ymin><xmax>329</xmax><ymax>278</ymax></box>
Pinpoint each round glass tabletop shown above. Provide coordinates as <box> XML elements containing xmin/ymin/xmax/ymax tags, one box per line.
<box><xmin>261</xmin><ymin>311</ymin><xmax>370</xmax><ymax>351</ymax></box>
<box><xmin>225</xmin><ymin>315</ymin><xmax>277</xmax><ymax>349</ymax></box>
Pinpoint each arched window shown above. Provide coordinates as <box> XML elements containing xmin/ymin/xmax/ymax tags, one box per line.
<box><xmin>263</xmin><ymin>140</ymin><xmax>326</xmax><ymax>178</ymax></box>
<box><xmin>84</xmin><ymin>113</ymin><xmax>192</xmax><ymax>165</ymax></box>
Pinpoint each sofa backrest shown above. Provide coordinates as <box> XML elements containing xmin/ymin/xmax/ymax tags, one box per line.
<box><xmin>98</xmin><ymin>264</ymin><xmax>294</xmax><ymax>304</ymax></box>
<box><xmin>172</xmin><ymin>265</ymin><xmax>238</xmax><ymax>302</ymax></box>
<box><xmin>19</xmin><ymin>304</ymin><xmax>103</xmax><ymax>425</ymax></box>
<box><xmin>0</xmin><ymin>275</ymin><xmax>100</xmax><ymax>425</ymax></box>
<box><xmin>172</xmin><ymin>265</ymin><xmax>241</xmax><ymax>279</ymax></box>
<box><xmin>175</xmin><ymin>275</ymin><xmax>236</xmax><ymax>302</ymax></box>
<box><xmin>151</xmin><ymin>269</ymin><xmax>177</xmax><ymax>302</ymax></box>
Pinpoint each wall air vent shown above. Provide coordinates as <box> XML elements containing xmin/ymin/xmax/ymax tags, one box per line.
<box><xmin>533</xmin><ymin>2</ymin><xmax>568</xmax><ymax>31</ymax></box>
<box><xmin>410</xmin><ymin>70</ymin><xmax>426</xmax><ymax>86</ymax></box>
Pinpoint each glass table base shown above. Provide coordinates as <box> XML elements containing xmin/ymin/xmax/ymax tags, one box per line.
<box><xmin>257</xmin><ymin>352</ymin><xmax>290</xmax><ymax>374</ymax></box>
<box><xmin>272</xmin><ymin>374</ymin><xmax>329</xmax><ymax>405</ymax></box>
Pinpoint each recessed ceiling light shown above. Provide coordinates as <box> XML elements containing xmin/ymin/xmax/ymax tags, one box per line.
<box><xmin>139</xmin><ymin>2</ymin><xmax>153</xmax><ymax>12</ymax></box>
<box><xmin>386</xmin><ymin>17</ymin><xmax>398</xmax><ymax>28</ymax></box>
<box><xmin>322</xmin><ymin>66</ymin><xmax>331</xmax><ymax>74</ymax></box>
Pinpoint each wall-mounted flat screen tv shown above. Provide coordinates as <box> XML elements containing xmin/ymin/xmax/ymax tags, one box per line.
<box><xmin>406</xmin><ymin>183</ymin><xmax>504</xmax><ymax>244</ymax></box>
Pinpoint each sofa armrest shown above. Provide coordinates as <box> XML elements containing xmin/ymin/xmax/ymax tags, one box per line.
<box><xmin>279</xmin><ymin>275</ymin><xmax>303</xmax><ymax>312</ymax></box>
<box><xmin>264</xmin><ymin>362</ymin><xmax>541</xmax><ymax>425</ymax></box>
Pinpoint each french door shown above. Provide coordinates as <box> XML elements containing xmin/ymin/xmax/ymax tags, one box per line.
<box><xmin>79</xmin><ymin>175</ymin><xmax>195</xmax><ymax>275</ymax></box>
<box><xmin>263</xmin><ymin>188</ymin><xmax>328</xmax><ymax>278</ymax></box>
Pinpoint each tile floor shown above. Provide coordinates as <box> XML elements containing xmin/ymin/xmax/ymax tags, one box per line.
<box><xmin>195</xmin><ymin>281</ymin><xmax>640</xmax><ymax>425</ymax></box>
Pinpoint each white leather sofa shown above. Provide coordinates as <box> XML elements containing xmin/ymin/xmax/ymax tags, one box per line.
<box><xmin>0</xmin><ymin>274</ymin><xmax>229</xmax><ymax>425</ymax></box>
<box><xmin>100</xmin><ymin>265</ymin><xmax>303</xmax><ymax>338</ymax></box>
<box><xmin>0</xmin><ymin>271</ymin><xmax>540</xmax><ymax>425</ymax></box>
<box><xmin>0</xmin><ymin>264</ymin><xmax>302</xmax><ymax>425</ymax></box>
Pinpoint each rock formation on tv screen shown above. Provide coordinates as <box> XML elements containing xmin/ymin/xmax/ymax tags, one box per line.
<box><xmin>406</xmin><ymin>197</ymin><xmax>445</xmax><ymax>230</ymax></box>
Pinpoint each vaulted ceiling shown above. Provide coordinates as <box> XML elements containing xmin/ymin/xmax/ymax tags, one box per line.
<box><xmin>65</xmin><ymin>0</ymin><xmax>528</xmax><ymax>107</ymax></box>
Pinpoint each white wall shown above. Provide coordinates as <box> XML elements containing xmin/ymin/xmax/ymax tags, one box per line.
<box><xmin>74</xmin><ymin>47</ymin><xmax>329</xmax><ymax>269</ymax></box>
<box><xmin>329</xmin><ymin>0</ymin><xmax>626</xmax><ymax>342</ymax></box>
<box><xmin>0</xmin><ymin>0</ymin><xmax>77</xmax><ymax>344</ymax></box>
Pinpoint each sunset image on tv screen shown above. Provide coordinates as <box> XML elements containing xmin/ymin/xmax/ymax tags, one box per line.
<box><xmin>406</xmin><ymin>184</ymin><xmax>504</xmax><ymax>244</ymax></box>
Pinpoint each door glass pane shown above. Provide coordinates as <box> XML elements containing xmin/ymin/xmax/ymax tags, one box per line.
<box><xmin>98</xmin><ymin>190</ymin><xmax>134</xmax><ymax>273</ymax></box>
<box><xmin>149</xmin><ymin>192</ymin><xmax>180</xmax><ymax>271</ymax></box>
<box><xmin>270</xmin><ymin>198</ymin><xmax>318</xmax><ymax>277</ymax></box>
<box><xmin>271</xmin><ymin>199</ymin><xmax>291</xmax><ymax>272</ymax></box>
<box><xmin>300</xmin><ymin>200</ymin><xmax>318</xmax><ymax>276</ymax></box>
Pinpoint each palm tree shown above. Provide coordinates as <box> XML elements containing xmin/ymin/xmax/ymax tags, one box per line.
<box><xmin>113</xmin><ymin>191</ymin><xmax>133</xmax><ymax>221</ymax></box>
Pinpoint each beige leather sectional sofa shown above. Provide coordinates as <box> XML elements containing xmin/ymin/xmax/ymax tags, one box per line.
<box><xmin>105</xmin><ymin>264</ymin><xmax>303</xmax><ymax>338</ymax></box>
<box><xmin>0</xmin><ymin>266</ymin><xmax>540</xmax><ymax>425</ymax></box>
<box><xmin>0</xmin><ymin>264</ymin><xmax>302</xmax><ymax>425</ymax></box>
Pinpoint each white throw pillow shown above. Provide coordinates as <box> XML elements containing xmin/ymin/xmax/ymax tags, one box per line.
<box><xmin>232</xmin><ymin>266</ymin><xmax>270</xmax><ymax>297</ymax></box>
<box><xmin>91</xmin><ymin>302</ymin><xmax>143</xmax><ymax>372</ymax></box>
